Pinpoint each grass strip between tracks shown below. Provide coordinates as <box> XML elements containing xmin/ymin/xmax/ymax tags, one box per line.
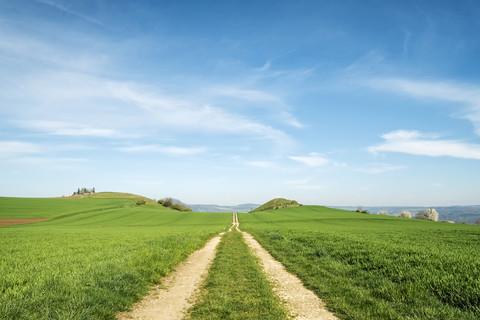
<box><xmin>187</xmin><ymin>229</ymin><xmax>287</xmax><ymax>320</ymax></box>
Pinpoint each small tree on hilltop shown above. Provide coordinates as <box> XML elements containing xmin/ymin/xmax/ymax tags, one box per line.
<box><xmin>377</xmin><ymin>210</ymin><xmax>388</xmax><ymax>215</ymax></box>
<box><xmin>399</xmin><ymin>210</ymin><xmax>412</xmax><ymax>218</ymax></box>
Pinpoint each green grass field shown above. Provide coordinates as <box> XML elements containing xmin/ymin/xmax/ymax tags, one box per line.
<box><xmin>0</xmin><ymin>198</ymin><xmax>230</xmax><ymax>319</ymax></box>
<box><xmin>3</xmin><ymin>196</ymin><xmax>480</xmax><ymax>320</ymax></box>
<box><xmin>0</xmin><ymin>197</ymin><xmax>133</xmax><ymax>219</ymax></box>
<box><xmin>240</xmin><ymin>206</ymin><xmax>480</xmax><ymax>319</ymax></box>
<box><xmin>84</xmin><ymin>192</ymin><xmax>158</xmax><ymax>205</ymax></box>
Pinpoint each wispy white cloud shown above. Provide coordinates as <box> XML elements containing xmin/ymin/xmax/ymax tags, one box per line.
<box><xmin>209</xmin><ymin>86</ymin><xmax>284</xmax><ymax>105</ymax></box>
<box><xmin>359</xmin><ymin>162</ymin><xmax>406</xmax><ymax>174</ymax></box>
<box><xmin>2</xmin><ymin>69</ymin><xmax>295</xmax><ymax>148</ymax></box>
<box><xmin>0</xmin><ymin>141</ymin><xmax>42</xmax><ymax>158</ymax></box>
<box><xmin>205</xmin><ymin>86</ymin><xmax>303</xmax><ymax>128</ymax></box>
<box><xmin>0</xmin><ymin>24</ymin><xmax>299</xmax><ymax>154</ymax></box>
<box><xmin>128</xmin><ymin>180</ymin><xmax>164</xmax><ymax>185</ymax></box>
<box><xmin>16</xmin><ymin>157</ymin><xmax>88</xmax><ymax>164</ymax></box>
<box><xmin>36</xmin><ymin>0</ymin><xmax>103</xmax><ymax>26</ymax></box>
<box><xmin>284</xmin><ymin>178</ymin><xmax>324</xmax><ymax>190</ymax></box>
<box><xmin>18</xmin><ymin>120</ymin><xmax>121</xmax><ymax>138</ymax></box>
<box><xmin>244</xmin><ymin>161</ymin><xmax>277</xmax><ymax>168</ymax></box>
<box><xmin>258</xmin><ymin>60</ymin><xmax>272</xmax><ymax>72</ymax></box>
<box><xmin>108</xmin><ymin>82</ymin><xmax>295</xmax><ymax>147</ymax></box>
<box><xmin>367</xmin><ymin>78</ymin><xmax>480</xmax><ymax>135</ymax></box>
<box><xmin>0</xmin><ymin>32</ymin><xmax>108</xmax><ymax>73</ymax></box>
<box><xmin>13</xmin><ymin>156</ymin><xmax>89</xmax><ymax>171</ymax></box>
<box><xmin>402</xmin><ymin>29</ymin><xmax>410</xmax><ymax>57</ymax></box>
<box><xmin>289</xmin><ymin>152</ymin><xmax>329</xmax><ymax>167</ymax></box>
<box><xmin>117</xmin><ymin>144</ymin><xmax>207</xmax><ymax>156</ymax></box>
<box><xmin>369</xmin><ymin>130</ymin><xmax>480</xmax><ymax>160</ymax></box>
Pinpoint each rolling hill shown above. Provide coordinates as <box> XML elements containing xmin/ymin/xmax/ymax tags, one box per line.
<box><xmin>250</xmin><ymin>198</ymin><xmax>301</xmax><ymax>212</ymax></box>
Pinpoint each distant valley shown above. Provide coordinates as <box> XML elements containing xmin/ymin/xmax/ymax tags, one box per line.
<box><xmin>189</xmin><ymin>203</ymin><xmax>260</xmax><ymax>213</ymax></box>
<box><xmin>333</xmin><ymin>205</ymin><xmax>480</xmax><ymax>224</ymax></box>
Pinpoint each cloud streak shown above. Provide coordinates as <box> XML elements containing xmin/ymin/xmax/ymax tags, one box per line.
<box><xmin>367</xmin><ymin>77</ymin><xmax>480</xmax><ymax>135</ymax></box>
<box><xmin>0</xmin><ymin>141</ymin><xmax>41</xmax><ymax>158</ymax></box>
<box><xmin>289</xmin><ymin>152</ymin><xmax>329</xmax><ymax>167</ymax></box>
<box><xmin>369</xmin><ymin>130</ymin><xmax>480</xmax><ymax>160</ymax></box>
<box><xmin>36</xmin><ymin>0</ymin><xmax>103</xmax><ymax>26</ymax></box>
<box><xmin>117</xmin><ymin>144</ymin><xmax>207</xmax><ymax>156</ymax></box>
<box><xmin>359</xmin><ymin>162</ymin><xmax>406</xmax><ymax>174</ymax></box>
<box><xmin>18</xmin><ymin>120</ymin><xmax>121</xmax><ymax>138</ymax></box>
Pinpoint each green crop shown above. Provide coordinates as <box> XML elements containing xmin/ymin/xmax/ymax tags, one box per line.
<box><xmin>240</xmin><ymin>206</ymin><xmax>480</xmax><ymax>320</ymax></box>
<box><xmin>0</xmin><ymin>199</ymin><xmax>230</xmax><ymax>319</ymax></box>
<box><xmin>0</xmin><ymin>197</ymin><xmax>133</xmax><ymax>219</ymax></box>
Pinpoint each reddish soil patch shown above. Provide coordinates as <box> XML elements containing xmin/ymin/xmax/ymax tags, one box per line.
<box><xmin>0</xmin><ymin>218</ymin><xmax>50</xmax><ymax>226</ymax></box>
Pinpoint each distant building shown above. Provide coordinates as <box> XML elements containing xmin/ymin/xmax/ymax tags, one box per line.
<box><xmin>72</xmin><ymin>187</ymin><xmax>95</xmax><ymax>196</ymax></box>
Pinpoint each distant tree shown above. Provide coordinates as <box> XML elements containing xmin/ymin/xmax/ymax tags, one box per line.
<box><xmin>377</xmin><ymin>210</ymin><xmax>388</xmax><ymax>215</ymax></box>
<box><xmin>163</xmin><ymin>198</ymin><xmax>173</xmax><ymax>208</ymax></box>
<box><xmin>361</xmin><ymin>209</ymin><xmax>370</xmax><ymax>214</ymax></box>
<box><xmin>157</xmin><ymin>199</ymin><xmax>165</xmax><ymax>205</ymax></box>
<box><xmin>356</xmin><ymin>206</ymin><xmax>363</xmax><ymax>213</ymax></box>
<box><xmin>172</xmin><ymin>203</ymin><xmax>192</xmax><ymax>212</ymax></box>
<box><xmin>136</xmin><ymin>199</ymin><xmax>146</xmax><ymax>206</ymax></box>
<box><xmin>92</xmin><ymin>187</ymin><xmax>95</xmax><ymax>193</ymax></box>
<box><xmin>416</xmin><ymin>208</ymin><xmax>438</xmax><ymax>221</ymax></box>
<box><xmin>416</xmin><ymin>211</ymin><xmax>427</xmax><ymax>220</ymax></box>
<box><xmin>399</xmin><ymin>210</ymin><xmax>412</xmax><ymax>218</ymax></box>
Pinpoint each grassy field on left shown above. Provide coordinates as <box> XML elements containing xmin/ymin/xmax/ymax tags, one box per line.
<box><xmin>0</xmin><ymin>197</ymin><xmax>230</xmax><ymax>320</ymax></box>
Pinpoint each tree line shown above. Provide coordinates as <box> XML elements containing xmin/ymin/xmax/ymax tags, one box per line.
<box><xmin>356</xmin><ymin>207</ymin><xmax>439</xmax><ymax>221</ymax></box>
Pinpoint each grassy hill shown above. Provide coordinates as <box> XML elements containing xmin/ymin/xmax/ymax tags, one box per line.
<box><xmin>0</xmin><ymin>196</ymin><xmax>133</xmax><ymax>219</ymax></box>
<box><xmin>84</xmin><ymin>192</ymin><xmax>158</xmax><ymax>205</ymax></box>
<box><xmin>251</xmin><ymin>198</ymin><xmax>301</xmax><ymax>212</ymax></box>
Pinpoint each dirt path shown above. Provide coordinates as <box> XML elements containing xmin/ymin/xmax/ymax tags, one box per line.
<box><xmin>237</xmin><ymin>213</ymin><xmax>338</xmax><ymax>320</ymax></box>
<box><xmin>117</xmin><ymin>234</ymin><xmax>223</xmax><ymax>320</ymax></box>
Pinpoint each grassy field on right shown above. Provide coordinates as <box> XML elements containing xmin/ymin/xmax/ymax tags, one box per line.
<box><xmin>240</xmin><ymin>206</ymin><xmax>480</xmax><ymax>320</ymax></box>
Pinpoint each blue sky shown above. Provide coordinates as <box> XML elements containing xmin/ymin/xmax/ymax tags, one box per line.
<box><xmin>1</xmin><ymin>0</ymin><xmax>480</xmax><ymax>205</ymax></box>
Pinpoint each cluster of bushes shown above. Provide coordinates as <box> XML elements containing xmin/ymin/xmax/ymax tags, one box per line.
<box><xmin>415</xmin><ymin>208</ymin><xmax>439</xmax><ymax>221</ymax></box>
<box><xmin>355</xmin><ymin>207</ymin><xmax>370</xmax><ymax>214</ymax></box>
<box><xmin>158</xmin><ymin>198</ymin><xmax>192</xmax><ymax>212</ymax></box>
<box><xmin>136</xmin><ymin>199</ymin><xmax>146</xmax><ymax>206</ymax></box>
